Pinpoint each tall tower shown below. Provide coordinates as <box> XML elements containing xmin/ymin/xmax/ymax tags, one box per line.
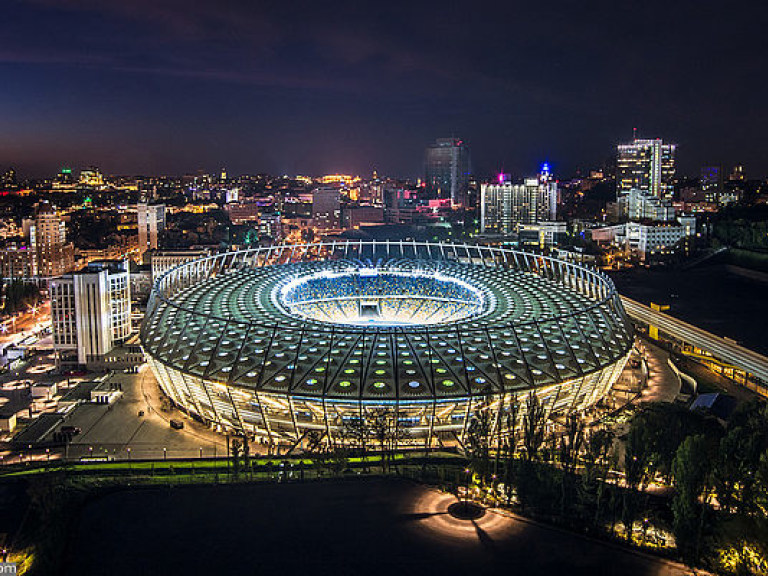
<box><xmin>425</xmin><ymin>138</ymin><xmax>472</xmax><ymax>205</ymax></box>
<box><xmin>480</xmin><ymin>175</ymin><xmax>539</xmax><ymax>235</ymax></box>
<box><xmin>616</xmin><ymin>137</ymin><xmax>676</xmax><ymax>198</ymax></box>
<box><xmin>137</xmin><ymin>203</ymin><xmax>166</xmax><ymax>254</ymax></box>
<box><xmin>30</xmin><ymin>202</ymin><xmax>74</xmax><ymax>277</ymax></box>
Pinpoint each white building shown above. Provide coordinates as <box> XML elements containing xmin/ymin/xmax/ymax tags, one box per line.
<box><xmin>620</xmin><ymin>188</ymin><xmax>676</xmax><ymax>222</ymax></box>
<box><xmin>590</xmin><ymin>218</ymin><xmax>693</xmax><ymax>262</ymax></box>
<box><xmin>137</xmin><ymin>203</ymin><xmax>166</xmax><ymax>253</ymax></box>
<box><xmin>147</xmin><ymin>249</ymin><xmax>211</xmax><ymax>284</ymax></box>
<box><xmin>480</xmin><ymin>178</ymin><xmax>537</xmax><ymax>234</ymax></box>
<box><xmin>51</xmin><ymin>260</ymin><xmax>131</xmax><ymax>367</ymax></box>
<box><xmin>518</xmin><ymin>221</ymin><xmax>568</xmax><ymax>248</ymax></box>
<box><xmin>480</xmin><ymin>173</ymin><xmax>559</xmax><ymax>235</ymax></box>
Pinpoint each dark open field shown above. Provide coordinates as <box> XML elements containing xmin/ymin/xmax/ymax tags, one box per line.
<box><xmin>63</xmin><ymin>478</ymin><xmax>691</xmax><ymax>576</ymax></box>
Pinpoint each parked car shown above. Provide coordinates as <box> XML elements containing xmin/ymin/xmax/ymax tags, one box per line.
<box><xmin>170</xmin><ymin>419</ymin><xmax>184</xmax><ymax>430</ymax></box>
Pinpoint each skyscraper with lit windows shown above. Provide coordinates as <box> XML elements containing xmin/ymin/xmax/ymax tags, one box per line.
<box><xmin>137</xmin><ymin>202</ymin><xmax>166</xmax><ymax>254</ymax></box>
<box><xmin>616</xmin><ymin>137</ymin><xmax>676</xmax><ymax>198</ymax></box>
<box><xmin>30</xmin><ymin>202</ymin><xmax>75</xmax><ymax>278</ymax></box>
<box><xmin>425</xmin><ymin>138</ymin><xmax>472</xmax><ymax>205</ymax></box>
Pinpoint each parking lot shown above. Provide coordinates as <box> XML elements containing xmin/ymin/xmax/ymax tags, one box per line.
<box><xmin>61</xmin><ymin>365</ymin><xmax>228</xmax><ymax>460</ymax></box>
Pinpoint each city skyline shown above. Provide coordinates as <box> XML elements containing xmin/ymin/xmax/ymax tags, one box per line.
<box><xmin>3</xmin><ymin>1</ymin><xmax>768</xmax><ymax>178</ymax></box>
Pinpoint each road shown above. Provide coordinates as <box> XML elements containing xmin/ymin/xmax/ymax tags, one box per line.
<box><xmin>621</xmin><ymin>296</ymin><xmax>768</xmax><ymax>388</ymax></box>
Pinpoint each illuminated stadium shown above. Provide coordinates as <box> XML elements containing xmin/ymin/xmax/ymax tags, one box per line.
<box><xmin>140</xmin><ymin>241</ymin><xmax>634</xmax><ymax>449</ymax></box>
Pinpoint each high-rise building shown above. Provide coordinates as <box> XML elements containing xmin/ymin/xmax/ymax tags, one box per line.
<box><xmin>137</xmin><ymin>203</ymin><xmax>166</xmax><ymax>253</ymax></box>
<box><xmin>480</xmin><ymin>176</ymin><xmax>538</xmax><ymax>235</ymax></box>
<box><xmin>616</xmin><ymin>138</ymin><xmax>676</xmax><ymax>198</ymax></box>
<box><xmin>51</xmin><ymin>260</ymin><xmax>131</xmax><ymax>367</ymax></box>
<box><xmin>700</xmin><ymin>165</ymin><xmax>724</xmax><ymax>203</ymax></box>
<box><xmin>480</xmin><ymin>170</ymin><xmax>558</xmax><ymax>235</ymax></box>
<box><xmin>311</xmin><ymin>188</ymin><xmax>341</xmax><ymax>230</ymax></box>
<box><xmin>729</xmin><ymin>164</ymin><xmax>745</xmax><ymax>182</ymax></box>
<box><xmin>537</xmin><ymin>163</ymin><xmax>559</xmax><ymax>221</ymax></box>
<box><xmin>425</xmin><ymin>138</ymin><xmax>472</xmax><ymax>205</ymax></box>
<box><xmin>0</xmin><ymin>244</ymin><xmax>37</xmax><ymax>278</ymax></box>
<box><xmin>30</xmin><ymin>202</ymin><xmax>75</xmax><ymax>278</ymax></box>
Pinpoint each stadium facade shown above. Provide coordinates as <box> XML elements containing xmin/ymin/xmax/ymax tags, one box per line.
<box><xmin>140</xmin><ymin>241</ymin><xmax>634</xmax><ymax>450</ymax></box>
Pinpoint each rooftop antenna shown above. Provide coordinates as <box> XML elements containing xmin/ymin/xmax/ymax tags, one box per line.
<box><xmin>633</xmin><ymin>127</ymin><xmax>638</xmax><ymax>140</ymax></box>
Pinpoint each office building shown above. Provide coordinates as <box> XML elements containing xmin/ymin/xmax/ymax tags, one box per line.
<box><xmin>30</xmin><ymin>202</ymin><xmax>75</xmax><ymax>278</ymax></box>
<box><xmin>311</xmin><ymin>188</ymin><xmax>341</xmax><ymax>230</ymax></box>
<box><xmin>137</xmin><ymin>203</ymin><xmax>166</xmax><ymax>253</ymax></box>
<box><xmin>146</xmin><ymin>249</ymin><xmax>212</xmax><ymax>284</ymax></box>
<box><xmin>225</xmin><ymin>202</ymin><xmax>260</xmax><ymax>224</ymax></box>
<box><xmin>617</xmin><ymin>138</ymin><xmax>676</xmax><ymax>198</ymax></box>
<box><xmin>257</xmin><ymin>212</ymin><xmax>282</xmax><ymax>241</ymax></box>
<box><xmin>480</xmin><ymin>171</ymin><xmax>558</xmax><ymax>235</ymax></box>
<box><xmin>51</xmin><ymin>260</ymin><xmax>131</xmax><ymax>367</ymax></box>
<box><xmin>700</xmin><ymin>165</ymin><xmax>724</xmax><ymax>202</ymax></box>
<box><xmin>518</xmin><ymin>221</ymin><xmax>568</xmax><ymax>248</ymax></box>
<box><xmin>619</xmin><ymin>189</ymin><xmax>676</xmax><ymax>222</ymax></box>
<box><xmin>590</xmin><ymin>217</ymin><xmax>694</xmax><ymax>263</ymax></box>
<box><xmin>0</xmin><ymin>244</ymin><xmax>37</xmax><ymax>278</ymax></box>
<box><xmin>425</xmin><ymin>138</ymin><xmax>472</xmax><ymax>205</ymax></box>
<box><xmin>537</xmin><ymin>163</ymin><xmax>559</xmax><ymax>221</ymax></box>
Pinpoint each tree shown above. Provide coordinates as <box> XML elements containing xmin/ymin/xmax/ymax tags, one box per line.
<box><xmin>466</xmin><ymin>399</ymin><xmax>493</xmax><ymax>486</ymax></box>
<box><xmin>229</xmin><ymin>437</ymin><xmax>243</xmax><ymax>477</ymax></box>
<box><xmin>621</xmin><ymin>416</ymin><xmax>653</xmax><ymax>541</ymax></box>
<box><xmin>367</xmin><ymin>408</ymin><xmax>402</xmax><ymax>472</ymax></box>
<box><xmin>719</xmin><ymin>402</ymin><xmax>768</xmax><ymax>514</ymax></box>
<box><xmin>501</xmin><ymin>397</ymin><xmax>521</xmax><ymax>505</ymax></box>
<box><xmin>516</xmin><ymin>393</ymin><xmax>549</xmax><ymax>513</ymax></box>
<box><xmin>558</xmin><ymin>414</ymin><xmax>585</xmax><ymax>516</ymax></box>
<box><xmin>671</xmin><ymin>434</ymin><xmax>712</xmax><ymax>565</ymax></box>
<box><xmin>577</xmin><ymin>428</ymin><xmax>615</xmax><ymax>529</ymax></box>
<box><xmin>522</xmin><ymin>392</ymin><xmax>547</xmax><ymax>462</ymax></box>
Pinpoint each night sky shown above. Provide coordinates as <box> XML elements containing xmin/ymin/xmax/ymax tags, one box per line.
<box><xmin>2</xmin><ymin>0</ymin><xmax>767</xmax><ymax>179</ymax></box>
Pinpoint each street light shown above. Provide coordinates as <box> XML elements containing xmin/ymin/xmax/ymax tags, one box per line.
<box><xmin>163</xmin><ymin>447</ymin><xmax>167</xmax><ymax>461</ymax></box>
<box><xmin>464</xmin><ymin>467</ymin><xmax>471</xmax><ymax>511</ymax></box>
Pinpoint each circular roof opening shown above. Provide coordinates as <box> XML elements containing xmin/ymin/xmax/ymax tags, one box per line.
<box><xmin>276</xmin><ymin>267</ymin><xmax>487</xmax><ymax>327</ymax></box>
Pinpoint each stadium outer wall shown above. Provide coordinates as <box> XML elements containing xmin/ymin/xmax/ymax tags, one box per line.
<box><xmin>140</xmin><ymin>241</ymin><xmax>634</xmax><ymax>451</ymax></box>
